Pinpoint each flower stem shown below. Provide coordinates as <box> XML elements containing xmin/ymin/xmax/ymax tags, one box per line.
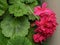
<box><xmin>27</xmin><ymin>6</ymin><xmax>39</xmax><ymax>20</ymax></box>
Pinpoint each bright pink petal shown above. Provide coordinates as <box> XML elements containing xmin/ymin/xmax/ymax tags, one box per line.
<box><xmin>39</xmin><ymin>36</ymin><xmax>45</xmax><ymax>42</ymax></box>
<box><xmin>33</xmin><ymin>33</ymin><xmax>40</xmax><ymax>42</ymax></box>
<box><xmin>34</xmin><ymin>6</ymin><xmax>41</xmax><ymax>15</ymax></box>
<box><xmin>42</xmin><ymin>2</ymin><xmax>47</xmax><ymax>9</ymax></box>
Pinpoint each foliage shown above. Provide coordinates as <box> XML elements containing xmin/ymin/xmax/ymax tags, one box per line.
<box><xmin>0</xmin><ymin>0</ymin><xmax>8</xmax><ymax>16</ymax></box>
<box><xmin>7</xmin><ymin>36</ymin><xmax>32</xmax><ymax>45</ymax></box>
<box><xmin>1</xmin><ymin>15</ymin><xmax>30</xmax><ymax>37</ymax></box>
<box><xmin>0</xmin><ymin>0</ymin><xmax>43</xmax><ymax>45</ymax></box>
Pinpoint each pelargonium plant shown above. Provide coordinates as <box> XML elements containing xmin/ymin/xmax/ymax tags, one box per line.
<box><xmin>0</xmin><ymin>0</ymin><xmax>58</xmax><ymax>45</ymax></box>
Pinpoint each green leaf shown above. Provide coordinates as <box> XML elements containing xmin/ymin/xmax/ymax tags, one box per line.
<box><xmin>7</xmin><ymin>36</ymin><xmax>32</xmax><ymax>45</ymax></box>
<box><xmin>27</xmin><ymin>28</ymin><xmax>35</xmax><ymax>45</ymax></box>
<box><xmin>9</xmin><ymin>0</ymin><xmax>39</xmax><ymax>21</ymax></box>
<box><xmin>27</xmin><ymin>28</ymin><xmax>35</xmax><ymax>41</ymax></box>
<box><xmin>0</xmin><ymin>28</ymin><xmax>9</xmax><ymax>45</ymax></box>
<box><xmin>1</xmin><ymin>15</ymin><xmax>30</xmax><ymax>38</ymax></box>
<box><xmin>27</xmin><ymin>28</ymin><xmax>40</xmax><ymax>45</ymax></box>
<box><xmin>9</xmin><ymin>0</ymin><xmax>36</xmax><ymax>4</ymax></box>
<box><xmin>21</xmin><ymin>0</ymin><xmax>35</xmax><ymax>3</ymax></box>
<box><xmin>28</xmin><ymin>14</ymin><xmax>40</xmax><ymax>20</ymax></box>
<box><xmin>0</xmin><ymin>0</ymin><xmax>8</xmax><ymax>16</ymax></box>
<box><xmin>9</xmin><ymin>0</ymin><xmax>28</xmax><ymax>17</ymax></box>
<box><xmin>28</xmin><ymin>14</ymin><xmax>36</xmax><ymax>20</ymax></box>
<box><xmin>25</xmin><ymin>0</ymin><xmax>39</xmax><ymax>20</ymax></box>
<box><xmin>29</xmin><ymin>0</ymin><xmax>38</xmax><ymax>8</ymax></box>
<box><xmin>27</xmin><ymin>28</ymin><xmax>36</xmax><ymax>45</ymax></box>
<box><xmin>9</xmin><ymin>0</ymin><xmax>15</xmax><ymax>4</ymax></box>
<box><xmin>26</xmin><ymin>7</ymin><xmax>39</xmax><ymax>20</ymax></box>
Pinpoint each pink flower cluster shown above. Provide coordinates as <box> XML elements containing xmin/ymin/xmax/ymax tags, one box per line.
<box><xmin>33</xmin><ymin>2</ymin><xmax>58</xmax><ymax>43</ymax></box>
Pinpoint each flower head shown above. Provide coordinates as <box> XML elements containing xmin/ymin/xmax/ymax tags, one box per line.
<box><xmin>33</xmin><ymin>2</ymin><xmax>58</xmax><ymax>43</ymax></box>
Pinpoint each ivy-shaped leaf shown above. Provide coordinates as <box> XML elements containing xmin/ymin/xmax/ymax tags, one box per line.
<box><xmin>7</xmin><ymin>36</ymin><xmax>32</xmax><ymax>45</ymax></box>
<box><xmin>0</xmin><ymin>0</ymin><xmax>8</xmax><ymax>16</ymax></box>
<box><xmin>0</xmin><ymin>28</ymin><xmax>9</xmax><ymax>45</ymax></box>
<box><xmin>1</xmin><ymin>15</ymin><xmax>30</xmax><ymax>38</ymax></box>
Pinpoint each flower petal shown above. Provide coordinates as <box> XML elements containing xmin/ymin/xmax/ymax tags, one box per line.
<box><xmin>42</xmin><ymin>2</ymin><xmax>47</xmax><ymax>9</ymax></box>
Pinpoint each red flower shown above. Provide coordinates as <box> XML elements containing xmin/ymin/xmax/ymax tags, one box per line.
<box><xmin>33</xmin><ymin>2</ymin><xmax>58</xmax><ymax>43</ymax></box>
